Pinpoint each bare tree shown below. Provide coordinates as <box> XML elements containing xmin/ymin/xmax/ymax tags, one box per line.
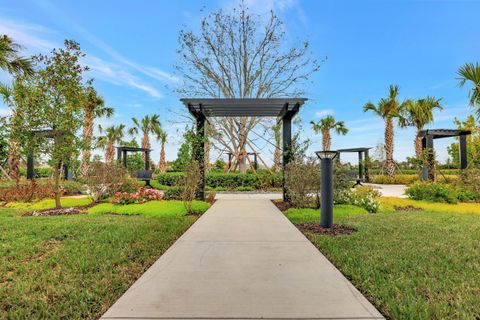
<box><xmin>176</xmin><ymin>1</ymin><xmax>321</xmax><ymax>172</ymax></box>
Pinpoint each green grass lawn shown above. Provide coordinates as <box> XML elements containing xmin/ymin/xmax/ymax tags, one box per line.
<box><xmin>0</xmin><ymin>199</ymin><xmax>209</xmax><ymax>319</ymax></box>
<box><xmin>5</xmin><ymin>197</ymin><xmax>92</xmax><ymax>211</ymax></box>
<box><xmin>88</xmin><ymin>200</ymin><xmax>210</xmax><ymax>216</ymax></box>
<box><xmin>285</xmin><ymin>205</ymin><xmax>480</xmax><ymax>319</ymax></box>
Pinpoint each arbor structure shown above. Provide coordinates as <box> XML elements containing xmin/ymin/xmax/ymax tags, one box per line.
<box><xmin>310</xmin><ymin>115</ymin><xmax>348</xmax><ymax>151</ymax></box>
<box><xmin>176</xmin><ymin>3</ymin><xmax>319</xmax><ymax>173</ymax></box>
<box><xmin>399</xmin><ymin>97</ymin><xmax>443</xmax><ymax>157</ymax></box>
<box><xmin>363</xmin><ymin>85</ymin><xmax>405</xmax><ymax>177</ymax></box>
<box><xmin>182</xmin><ymin>98</ymin><xmax>307</xmax><ymax>201</ymax></box>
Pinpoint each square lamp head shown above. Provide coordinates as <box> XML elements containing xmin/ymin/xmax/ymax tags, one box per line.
<box><xmin>315</xmin><ymin>150</ymin><xmax>338</xmax><ymax>160</ymax></box>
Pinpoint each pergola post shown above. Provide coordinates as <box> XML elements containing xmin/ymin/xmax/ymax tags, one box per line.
<box><xmin>459</xmin><ymin>134</ymin><xmax>468</xmax><ymax>170</ymax></box>
<box><xmin>195</xmin><ymin>114</ymin><xmax>206</xmax><ymax>201</ymax></box>
<box><xmin>122</xmin><ymin>150</ymin><xmax>127</xmax><ymax>167</ymax></box>
<box><xmin>282</xmin><ymin>115</ymin><xmax>292</xmax><ymax>202</ymax></box>
<box><xmin>364</xmin><ymin>149</ymin><xmax>370</xmax><ymax>182</ymax></box>
<box><xmin>358</xmin><ymin>151</ymin><xmax>363</xmax><ymax>181</ymax></box>
<box><xmin>27</xmin><ymin>155</ymin><xmax>34</xmax><ymax>180</ymax></box>
<box><xmin>145</xmin><ymin>150</ymin><xmax>150</xmax><ymax>170</ymax></box>
<box><xmin>421</xmin><ymin>135</ymin><xmax>434</xmax><ymax>181</ymax></box>
<box><xmin>117</xmin><ymin>147</ymin><xmax>122</xmax><ymax>164</ymax></box>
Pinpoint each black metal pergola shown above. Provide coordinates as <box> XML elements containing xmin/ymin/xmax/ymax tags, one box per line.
<box><xmin>181</xmin><ymin>98</ymin><xmax>307</xmax><ymax>201</ymax></box>
<box><xmin>116</xmin><ymin>146</ymin><xmax>153</xmax><ymax>186</ymax></box>
<box><xmin>337</xmin><ymin>147</ymin><xmax>372</xmax><ymax>183</ymax></box>
<box><xmin>419</xmin><ymin>129</ymin><xmax>471</xmax><ymax>181</ymax></box>
<box><xmin>26</xmin><ymin>129</ymin><xmax>72</xmax><ymax>180</ymax></box>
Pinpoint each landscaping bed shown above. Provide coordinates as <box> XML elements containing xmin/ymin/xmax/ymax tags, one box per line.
<box><xmin>0</xmin><ymin>200</ymin><xmax>208</xmax><ymax>319</ymax></box>
<box><xmin>285</xmin><ymin>205</ymin><xmax>480</xmax><ymax>319</ymax></box>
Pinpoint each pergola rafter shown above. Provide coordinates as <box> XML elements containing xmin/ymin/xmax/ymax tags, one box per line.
<box><xmin>181</xmin><ymin>98</ymin><xmax>307</xmax><ymax>201</ymax></box>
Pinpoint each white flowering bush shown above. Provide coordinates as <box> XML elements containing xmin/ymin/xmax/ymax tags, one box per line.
<box><xmin>334</xmin><ymin>186</ymin><xmax>380</xmax><ymax>213</ymax></box>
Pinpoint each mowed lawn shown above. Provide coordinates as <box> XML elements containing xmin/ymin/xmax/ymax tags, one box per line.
<box><xmin>285</xmin><ymin>205</ymin><xmax>480</xmax><ymax>319</ymax></box>
<box><xmin>0</xmin><ymin>205</ymin><xmax>201</xmax><ymax>319</ymax></box>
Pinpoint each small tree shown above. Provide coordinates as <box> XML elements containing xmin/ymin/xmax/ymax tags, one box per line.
<box><xmin>11</xmin><ymin>40</ymin><xmax>88</xmax><ymax>208</ymax></box>
<box><xmin>180</xmin><ymin>160</ymin><xmax>201</xmax><ymax>214</ymax></box>
<box><xmin>284</xmin><ymin>157</ymin><xmax>320</xmax><ymax>208</ymax></box>
<box><xmin>81</xmin><ymin>161</ymin><xmax>134</xmax><ymax>202</ymax></box>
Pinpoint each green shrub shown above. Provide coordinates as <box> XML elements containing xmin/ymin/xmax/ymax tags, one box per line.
<box><xmin>19</xmin><ymin>167</ymin><xmax>52</xmax><ymax>178</ymax></box>
<box><xmin>406</xmin><ymin>182</ymin><xmax>458</xmax><ymax>203</ymax></box>
<box><xmin>235</xmin><ymin>186</ymin><xmax>254</xmax><ymax>191</ymax></box>
<box><xmin>372</xmin><ymin>174</ymin><xmax>419</xmax><ymax>185</ymax></box>
<box><xmin>163</xmin><ymin>187</ymin><xmax>181</xmax><ymax>200</ymax></box>
<box><xmin>157</xmin><ymin>171</ymin><xmax>282</xmax><ymax>190</ymax></box>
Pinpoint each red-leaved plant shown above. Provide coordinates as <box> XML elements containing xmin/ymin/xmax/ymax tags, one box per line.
<box><xmin>110</xmin><ymin>188</ymin><xmax>163</xmax><ymax>205</ymax></box>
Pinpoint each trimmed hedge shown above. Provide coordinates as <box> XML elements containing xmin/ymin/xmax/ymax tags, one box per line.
<box><xmin>157</xmin><ymin>171</ymin><xmax>282</xmax><ymax>190</ymax></box>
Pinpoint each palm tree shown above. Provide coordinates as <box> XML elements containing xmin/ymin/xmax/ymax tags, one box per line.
<box><xmin>399</xmin><ymin>97</ymin><xmax>443</xmax><ymax>157</ymax></box>
<box><xmin>0</xmin><ymin>35</ymin><xmax>34</xmax><ymax>76</ymax></box>
<box><xmin>0</xmin><ymin>83</ymin><xmax>20</xmax><ymax>181</ymax></box>
<box><xmin>129</xmin><ymin>115</ymin><xmax>162</xmax><ymax>158</ymax></box>
<box><xmin>156</xmin><ymin>129</ymin><xmax>167</xmax><ymax>172</ymax></box>
<box><xmin>457</xmin><ymin>62</ymin><xmax>480</xmax><ymax>116</ymax></box>
<box><xmin>363</xmin><ymin>85</ymin><xmax>405</xmax><ymax>177</ymax></box>
<box><xmin>80</xmin><ymin>85</ymin><xmax>114</xmax><ymax>175</ymax></box>
<box><xmin>98</xmin><ymin>124</ymin><xmax>125</xmax><ymax>164</ymax></box>
<box><xmin>310</xmin><ymin>115</ymin><xmax>348</xmax><ymax>151</ymax></box>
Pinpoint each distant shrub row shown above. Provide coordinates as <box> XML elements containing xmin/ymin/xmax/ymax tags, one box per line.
<box><xmin>157</xmin><ymin>171</ymin><xmax>282</xmax><ymax>190</ymax></box>
<box><xmin>406</xmin><ymin>182</ymin><xmax>478</xmax><ymax>204</ymax></box>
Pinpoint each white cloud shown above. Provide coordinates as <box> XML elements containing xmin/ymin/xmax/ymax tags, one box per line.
<box><xmin>0</xmin><ymin>17</ymin><xmax>163</xmax><ymax>99</ymax></box>
<box><xmin>315</xmin><ymin>109</ymin><xmax>335</xmax><ymax>118</ymax></box>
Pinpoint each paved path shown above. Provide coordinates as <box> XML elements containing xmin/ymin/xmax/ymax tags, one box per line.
<box><xmin>364</xmin><ymin>183</ymin><xmax>407</xmax><ymax>198</ymax></box>
<box><xmin>102</xmin><ymin>195</ymin><xmax>384</xmax><ymax>320</ymax></box>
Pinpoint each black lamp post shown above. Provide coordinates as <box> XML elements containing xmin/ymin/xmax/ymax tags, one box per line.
<box><xmin>315</xmin><ymin>150</ymin><xmax>338</xmax><ymax>228</ymax></box>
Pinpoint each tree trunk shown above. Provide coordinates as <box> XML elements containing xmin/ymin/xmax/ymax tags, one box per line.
<box><xmin>80</xmin><ymin>112</ymin><xmax>93</xmax><ymax>176</ymax></box>
<box><xmin>205</xmin><ymin>139</ymin><xmax>210</xmax><ymax>172</ymax></box>
<box><xmin>159</xmin><ymin>142</ymin><xmax>166</xmax><ymax>172</ymax></box>
<box><xmin>106</xmin><ymin>141</ymin><xmax>115</xmax><ymax>164</ymax></box>
<box><xmin>52</xmin><ymin>162</ymin><xmax>61</xmax><ymax>209</ymax></box>
<box><xmin>7</xmin><ymin>138</ymin><xmax>20</xmax><ymax>184</ymax></box>
<box><xmin>414</xmin><ymin>131</ymin><xmax>423</xmax><ymax>158</ymax></box>
<box><xmin>273</xmin><ymin>125</ymin><xmax>282</xmax><ymax>171</ymax></box>
<box><xmin>141</xmin><ymin>133</ymin><xmax>149</xmax><ymax>161</ymax></box>
<box><xmin>322</xmin><ymin>129</ymin><xmax>331</xmax><ymax>151</ymax></box>
<box><xmin>238</xmin><ymin>118</ymin><xmax>248</xmax><ymax>173</ymax></box>
<box><xmin>384</xmin><ymin>118</ymin><xmax>395</xmax><ymax>177</ymax></box>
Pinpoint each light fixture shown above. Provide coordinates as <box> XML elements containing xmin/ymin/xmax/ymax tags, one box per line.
<box><xmin>315</xmin><ymin>150</ymin><xmax>337</xmax><ymax>228</ymax></box>
<box><xmin>315</xmin><ymin>150</ymin><xmax>338</xmax><ymax>160</ymax></box>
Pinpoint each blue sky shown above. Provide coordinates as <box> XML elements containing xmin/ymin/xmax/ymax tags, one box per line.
<box><xmin>0</xmin><ymin>0</ymin><xmax>478</xmax><ymax>165</ymax></box>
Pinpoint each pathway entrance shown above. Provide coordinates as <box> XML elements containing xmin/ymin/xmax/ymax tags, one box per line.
<box><xmin>102</xmin><ymin>195</ymin><xmax>384</xmax><ymax>319</ymax></box>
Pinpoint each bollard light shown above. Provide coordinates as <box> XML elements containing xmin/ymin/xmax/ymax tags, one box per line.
<box><xmin>315</xmin><ymin>151</ymin><xmax>338</xmax><ymax>228</ymax></box>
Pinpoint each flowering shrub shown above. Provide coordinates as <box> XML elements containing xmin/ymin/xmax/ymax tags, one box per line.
<box><xmin>335</xmin><ymin>186</ymin><xmax>380</xmax><ymax>213</ymax></box>
<box><xmin>110</xmin><ymin>188</ymin><xmax>164</xmax><ymax>205</ymax></box>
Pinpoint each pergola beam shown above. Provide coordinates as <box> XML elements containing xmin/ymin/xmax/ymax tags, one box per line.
<box><xmin>182</xmin><ymin>98</ymin><xmax>307</xmax><ymax>201</ymax></box>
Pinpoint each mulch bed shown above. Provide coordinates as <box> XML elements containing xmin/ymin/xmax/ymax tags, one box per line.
<box><xmin>394</xmin><ymin>205</ymin><xmax>423</xmax><ymax>212</ymax></box>
<box><xmin>22</xmin><ymin>202</ymin><xmax>97</xmax><ymax>217</ymax></box>
<box><xmin>271</xmin><ymin>200</ymin><xmax>293</xmax><ymax>212</ymax></box>
<box><xmin>296</xmin><ymin>223</ymin><xmax>357</xmax><ymax>236</ymax></box>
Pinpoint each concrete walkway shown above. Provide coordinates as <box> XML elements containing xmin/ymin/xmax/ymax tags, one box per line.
<box><xmin>364</xmin><ymin>183</ymin><xmax>407</xmax><ymax>198</ymax></box>
<box><xmin>102</xmin><ymin>195</ymin><xmax>384</xmax><ymax>320</ymax></box>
